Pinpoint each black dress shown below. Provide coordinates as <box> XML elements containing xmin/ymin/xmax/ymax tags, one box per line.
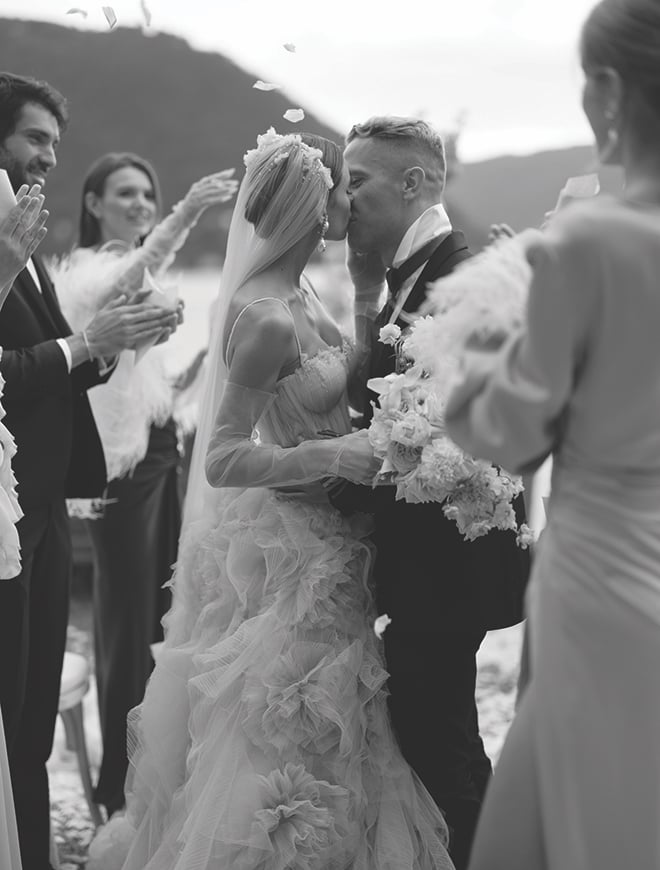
<box><xmin>87</xmin><ymin>418</ymin><xmax>181</xmax><ymax>815</ymax></box>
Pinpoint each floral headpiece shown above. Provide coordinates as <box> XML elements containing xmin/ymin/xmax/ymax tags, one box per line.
<box><xmin>243</xmin><ymin>127</ymin><xmax>334</xmax><ymax>189</ymax></box>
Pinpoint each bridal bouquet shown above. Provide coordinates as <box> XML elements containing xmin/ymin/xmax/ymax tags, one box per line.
<box><xmin>366</xmin><ymin>241</ymin><xmax>534</xmax><ymax>547</ymax></box>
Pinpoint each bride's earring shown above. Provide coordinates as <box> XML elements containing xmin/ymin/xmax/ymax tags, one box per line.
<box><xmin>318</xmin><ymin>213</ymin><xmax>329</xmax><ymax>253</ymax></box>
<box><xmin>598</xmin><ymin>108</ymin><xmax>620</xmax><ymax>165</ymax></box>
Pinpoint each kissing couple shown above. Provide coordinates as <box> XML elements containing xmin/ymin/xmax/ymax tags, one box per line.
<box><xmin>89</xmin><ymin>115</ymin><xmax>528</xmax><ymax>870</ymax></box>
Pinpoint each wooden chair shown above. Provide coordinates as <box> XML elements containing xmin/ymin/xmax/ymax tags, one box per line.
<box><xmin>58</xmin><ymin>651</ymin><xmax>104</xmax><ymax>828</ymax></box>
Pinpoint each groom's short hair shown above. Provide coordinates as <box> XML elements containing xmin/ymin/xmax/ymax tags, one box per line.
<box><xmin>346</xmin><ymin>116</ymin><xmax>446</xmax><ymax>190</ymax></box>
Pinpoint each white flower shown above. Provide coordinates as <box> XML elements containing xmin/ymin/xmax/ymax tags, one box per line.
<box><xmin>387</xmin><ymin>440</ymin><xmax>423</xmax><ymax>475</ymax></box>
<box><xmin>378</xmin><ymin>323</ymin><xmax>401</xmax><ymax>346</ymax></box>
<box><xmin>516</xmin><ymin>523</ymin><xmax>535</xmax><ymax>549</ymax></box>
<box><xmin>390</xmin><ymin>411</ymin><xmax>432</xmax><ymax>449</ymax></box>
<box><xmin>317</xmin><ymin>164</ymin><xmax>333</xmax><ymax>189</ymax></box>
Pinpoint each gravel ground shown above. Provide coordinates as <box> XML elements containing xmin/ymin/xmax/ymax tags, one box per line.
<box><xmin>49</xmin><ymin>601</ymin><xmax>523</xmax><ymax>868</ymax></box>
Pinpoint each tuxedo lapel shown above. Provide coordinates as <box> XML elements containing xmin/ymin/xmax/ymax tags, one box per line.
<box><xmin>33</xmin><ymin>255</ymin><xmax>72</xmax><ymax>336</ymax></box>
<box><xmin>13</xmin><ymin>267</ymin><xmax>62</xmax><ymax>338</ymax></box>
<box><xmin>365</xmin><ymin>230</ymin><xmax>472</xmax><ymax>406</ymax></box>
<box><xmin>402</xmin><ymin>230</ymin><xmax>470</xmax><ymax>317</ymax></box>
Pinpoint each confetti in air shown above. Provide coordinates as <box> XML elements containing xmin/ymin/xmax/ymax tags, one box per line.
<box><xmin>374</xmin><ymin>614</ymin><xmax>392</xmax><ymax>639</ymax></box>
<box><xmin>253</xmin><ymin>81</ymin><xmax>282</xmax><ymax>91</ymax></box>
<box><xmin>283</xmin><ymin>108</ymin><xmax>305</xmax><ymax>123</ymax></box>
<box><xmin>140</xmin><ymin>0</ymin><xmax>152</xmax><ymax>27</ymax></box>
<box><xmin>101</xmin><ymin>5</ymin><xmax>117</xmax><ymax>28</ymax></box>
<box><xmin>66</xmin><ymin>7</ymin><xmax>88</xmax><ymax>16</ymax></box>
<box><xmin>283</xmin><ymin>43</ymin><xmax>296</xmax><ymax>52</ymax></box>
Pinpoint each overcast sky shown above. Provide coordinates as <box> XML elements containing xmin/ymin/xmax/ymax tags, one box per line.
<box><xmin>1</xmin><ymin>0</ymin><xmax>600</xmax><ymax>161</ymax></box>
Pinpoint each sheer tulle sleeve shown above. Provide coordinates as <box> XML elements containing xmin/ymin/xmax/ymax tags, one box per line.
<box><xmin>205</xmin><ymin>383</ymin><xmax>374</xmax><ymax>488</ymax></box>
<box><xmin>205</xmin><ymin>301</ymin><xmax>378</xmax><ymax>489</ymax></box>
<box><xmin>114</xmin><ymin>201</ymin><xmax>197</xmax><ymax>294</ymax></box>
<box><xmin>445</xmin><ymin>213</ymin><xmax>599</xmax><ymax>475</ymax></box>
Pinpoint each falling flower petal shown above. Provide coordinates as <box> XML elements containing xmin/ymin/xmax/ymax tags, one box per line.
<box><xmin>66</xmin><ymin>7</ymin><xmax>88</xmax><ymax>16</ymax></box>
<box><xmin>253</xmin><ymin>80</ymin><xmax>281</xmax><ymax>91</ymax></box>
<box><xmin>283</xmin><ymin>108</ymin><xmax>305</xmax><ymax>124</ymax></box>
<box><xmin>562</xmin><ymin>173</ymin><xmax>600</xmax><ymax>199</ymax></box>
<box><xmin>102</xmin><ymin>5</ymin><xmax>117</xmax><ymax>28</ymax></box>
<box><xmin>374</xmin><ymin>614</ymin><xmax>392</xmax><ymax>639</ymax></box>
<box><xmin>283</xmin><ymin>42</ymin><xmax>296</xmax><ymax>52</ymax></box>
<box><xmin>139</xmin><ymin>0</ymin><xmax>152</xmax><ymax>27</ymax></box>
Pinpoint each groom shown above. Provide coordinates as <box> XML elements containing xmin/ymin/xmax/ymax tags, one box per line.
<box><xmin>340</xmin><ymin>116</ymin><xmax>530</xmax><ymax>870</ymax></box>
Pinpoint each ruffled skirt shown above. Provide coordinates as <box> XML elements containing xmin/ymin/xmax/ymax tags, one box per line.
<box><xmin>88</xmin><ymin>488</ymin><xmax>453</xmax><ymax>870</ymax></box>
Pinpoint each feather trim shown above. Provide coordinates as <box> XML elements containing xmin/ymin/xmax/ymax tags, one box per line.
<box><xmin>52</xmin><ymin>249</ymin><xmax>175</xmax><ymax>481</ymax></box>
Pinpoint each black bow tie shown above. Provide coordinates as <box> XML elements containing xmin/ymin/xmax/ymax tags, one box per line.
<box><xmin>385</xmin><ymin>235</ymin><xmax>446</xmax><ymax>302</ymax></box>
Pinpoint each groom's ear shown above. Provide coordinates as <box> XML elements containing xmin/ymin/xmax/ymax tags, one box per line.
<box><xmin>402</xmin><ymin>166</ymin><xmax>425</xmax><ymax>200</ymax></box>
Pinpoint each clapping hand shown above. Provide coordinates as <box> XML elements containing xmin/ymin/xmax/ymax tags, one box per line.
<box><xmin>181</xmin><ymin>169</ymin><xmax>239</xmax><ymax>222</ymax></box>
<box><xmin>83</xmin><ymin>293</ymin><xmax>181</xmax><ymax>358</ymax></box>
<box><xmin>0</xmin><ymin>185</ymin><xmax>49</xmax><ymax>305</ymax></box>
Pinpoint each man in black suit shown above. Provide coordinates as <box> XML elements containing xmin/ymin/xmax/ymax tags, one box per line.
<box><xmin>0</xmin><ymin>72</ymin><xmax>180</xmax><ymax>870</ymax></box>
<box><xmin>341</xmin><ymin>117</ymin><xmax>530</xmax><ymax>870</ymax></box>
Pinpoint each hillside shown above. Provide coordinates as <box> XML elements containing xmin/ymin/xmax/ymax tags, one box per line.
<box><xmin>446</xmin><ymin>147</ymin><xmax>624</xmax><ymax>248</ymax></box>
<box><xmin>0</xmin><ymin>17</ymin><xmax>340</xmax><ymax>263</ymax></box>
<box><xmin>1</xmin><ymin>17</ymin><xmax>624</xmax><ymax>259</ymax></box>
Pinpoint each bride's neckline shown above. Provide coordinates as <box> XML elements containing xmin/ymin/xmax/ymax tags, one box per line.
<box><xmin>276</xmin><ymin>341</ymin><xmax>345</xmax><ymax>388</ymax></box>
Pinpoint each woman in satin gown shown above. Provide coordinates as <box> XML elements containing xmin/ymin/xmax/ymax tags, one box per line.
<box><xmin>87</xmin><ymin>130</ymin><xmax>455</xmax><ymax>870</ymax></box>
<box><xmin>444</xmin><ymin>1</ymin><xmax>660</xmax><ymax>867</ymax></box>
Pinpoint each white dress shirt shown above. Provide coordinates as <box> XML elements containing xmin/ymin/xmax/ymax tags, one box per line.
<box><xmin>389</xmin><ymin>203</ymin><xmax>453</xmax><ymax>324</ymax></box>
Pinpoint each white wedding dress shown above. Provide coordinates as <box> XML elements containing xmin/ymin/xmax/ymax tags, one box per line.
<box><xmin>88</xmin><ymin>338</ymin><xmax>454</xmax><ymax>870</ymax></box>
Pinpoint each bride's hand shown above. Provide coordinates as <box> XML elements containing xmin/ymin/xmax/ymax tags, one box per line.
<box><xmin>181</xmin><ymin>170</ymin><xmax>239</xmax><ymax>221</ymax></box>
<box><xmin>330</xmin><ymin>429</ymin><xmax>382</xmax><ymax>485</ymax></box>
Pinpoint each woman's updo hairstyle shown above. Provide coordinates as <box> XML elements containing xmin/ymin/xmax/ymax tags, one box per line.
<box><xmin>581</xmin><ymin>0</ymin><xmax>660</xmax><ymax>125</ymax></box>
<box><xmin>243</xmin><ymin>129</ymin><xmax>342</xmax><ymax>237</ymax></box>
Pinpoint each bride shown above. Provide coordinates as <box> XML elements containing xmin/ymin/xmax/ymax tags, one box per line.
<box><xmin>89</xmin><ymin>128</ymin><xmax>454</xmax><ymax>870</ymax></box>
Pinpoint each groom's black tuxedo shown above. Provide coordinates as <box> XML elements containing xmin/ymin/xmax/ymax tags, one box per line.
<box><xmin>0</xmin><ymin>255</ymin><xmax>110</xmax><ymax>869</ymax></box>
<box><xmin>336</xmin><ymin>230</ymin><xmax>530</xmax><ymax>870</ymax></box>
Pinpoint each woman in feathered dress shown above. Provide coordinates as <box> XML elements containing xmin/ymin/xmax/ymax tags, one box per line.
<box><xmin>55</xmin><ymin>153</ymin><xmax>238</xmax><ymax>817</ymax></box>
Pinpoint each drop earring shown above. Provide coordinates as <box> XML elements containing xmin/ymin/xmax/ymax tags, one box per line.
<box><xmin>318</xmin><ymin>213</ymin><xmax>329</xmax><ymax>253</ymax></box>
<box><xmin>599</xmin><ymin>107</ymin><xmax>620</xmax><ymax>164</ymax></box>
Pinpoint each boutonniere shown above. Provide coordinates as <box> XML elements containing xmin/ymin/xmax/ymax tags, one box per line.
<box><xmin>378</xmin><ymin>323</ymin><xmax>414</xmax><ymax>373</ymax></box>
